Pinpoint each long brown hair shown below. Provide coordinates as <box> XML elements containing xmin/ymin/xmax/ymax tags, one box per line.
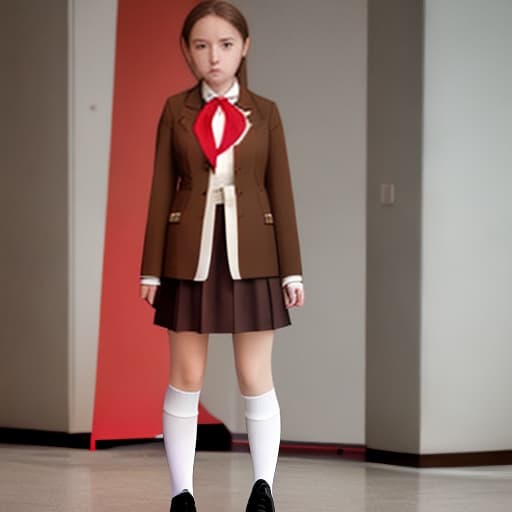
<box><xmin>181</xmin><ymin>0</ymin><xmax>249</xmax><ymax>87</ymax></box>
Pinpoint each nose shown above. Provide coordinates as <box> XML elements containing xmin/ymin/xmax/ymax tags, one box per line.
<box><xmin>209</xmin><ymin>46</ymin><xmax>219</xmax><ymax>64</ymax></box>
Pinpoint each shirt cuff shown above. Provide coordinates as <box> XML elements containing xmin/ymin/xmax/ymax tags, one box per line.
<box><xmin>281</xmin><ymin>275</ymin><xmax>303</xmax><ymax>288</ymax></box>
<box><xmin>140</xmin><ymin>275</ymin><xmax>161</xmax><ymax>286</ymax></box>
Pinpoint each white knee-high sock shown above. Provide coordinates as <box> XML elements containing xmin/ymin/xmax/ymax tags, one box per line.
<box><xmin>163</xmin><ymin>384</ymin><xmax>201</xmax><ymax>498</ymax></box>
<box><xmin>243</xmin><ymin>387</ymin><xmax>281</xmax><ymax>491</ymax></box>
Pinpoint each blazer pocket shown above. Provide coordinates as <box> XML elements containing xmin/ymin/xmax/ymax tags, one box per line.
<box><xmin>263</xmin><ymin>212</ymin><xmax>274</xmax><ymax>224</ymax></box>
<box><xmin>168</xmin><ymin>211</ymin><xmax>182</xmax><ymax>223</ymax></box>
<box><xmin>168</xmin><ymin>189</ymin><xmax>191</xmax><ymax>223</ymax></box>
<box><xmin>257</xmin><ymin>189</ymin><xmax>274</xmax><ymax>224</ymax></box>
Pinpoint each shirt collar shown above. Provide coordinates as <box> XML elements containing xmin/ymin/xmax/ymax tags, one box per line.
<box><xmin>201</xmin><ymin>77</ymin><xmax>239</xmax><ymax>104</ymax></box>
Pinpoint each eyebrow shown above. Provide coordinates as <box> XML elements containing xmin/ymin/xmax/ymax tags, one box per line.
<box><xmin>191</xmin><ymin>36</ymin><xmax>236</xmax><ymax>43</ymax></box>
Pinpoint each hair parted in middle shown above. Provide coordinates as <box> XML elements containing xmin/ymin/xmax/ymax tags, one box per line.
<box><xmin>180</xmin><ymin>0</ymin><xmax>250</xmax><ymax>87</ymax></box>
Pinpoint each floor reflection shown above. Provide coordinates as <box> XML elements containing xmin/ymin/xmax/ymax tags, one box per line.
<box><xmin>0</xmin><ymin>443</ymin><xmax>511</xmax><ymax>511</ymax></box>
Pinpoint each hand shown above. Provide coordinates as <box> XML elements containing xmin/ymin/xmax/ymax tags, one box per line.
<box><xmin>283</xmin><ymin>282</ymin><xmax>304</xmax><ymax>308</ymax></box>
<box><xmin>140</xmin><ymin>284</ymin><xmax>159</xmax><ymax>306</ymax></box>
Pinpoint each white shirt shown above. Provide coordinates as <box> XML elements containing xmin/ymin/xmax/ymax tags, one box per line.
<box><xmin>141</xmin><ymin>78</ymin><xmax>303</xmax><ymax>290</ymax></box>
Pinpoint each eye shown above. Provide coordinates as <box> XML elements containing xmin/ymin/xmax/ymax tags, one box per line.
<box><xmin>195</xmin><ymin>43</ymin><xmax>207</xmax><ymax>50</ymax></box>
<box><xmin>223</xmin><ymin>41</ymin><xmax>234</xmax><ymax>48</ymax></box>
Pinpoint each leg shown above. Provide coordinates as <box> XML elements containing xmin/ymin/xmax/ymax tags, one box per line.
<box><xmin>163</xmin><ymin>329</ymin><xmax>209</xmax><ymax>501</ymax></box>
<box><xmin>232</xmin><ymin>329</ymin><xmax>274</xmax><ymax>395</ymax></box>
<box><xmin>168</xmin><ymin>329</ymin><xmax>209</xmax><ymax>390</ymax></box>
<box><xmin>233</xmin><ymin>330</ymin><xmax>281</xmax><ymax>493</ymax></box>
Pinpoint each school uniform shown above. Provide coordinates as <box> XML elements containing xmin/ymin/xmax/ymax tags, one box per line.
<box><xmin>140</xmin><ymin>77</ymin><xmax>303</xmax><ymax>333</ymax></box>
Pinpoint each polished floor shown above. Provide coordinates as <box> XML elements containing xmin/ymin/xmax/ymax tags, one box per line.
<box><xmin>1</xmin><ymin>442</ymin><xmax>512</xmax><ymax>511</ymax></box>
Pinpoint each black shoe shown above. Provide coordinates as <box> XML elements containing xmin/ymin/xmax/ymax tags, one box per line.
<box><xmin>245</xmin><ymin>479</ymin><xmax>275</xmax><ymax>512</ymax></box>
<box><xmin>170</xmin><ymin>489</ymin><xmax>197</xmax><ymax>512</ymax></box>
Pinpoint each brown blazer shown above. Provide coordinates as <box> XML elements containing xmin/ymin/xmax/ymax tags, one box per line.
<box><xmin>140</xmin><ymin>81</ymin><xmax>303</xmax><ymax>281</ymax></box>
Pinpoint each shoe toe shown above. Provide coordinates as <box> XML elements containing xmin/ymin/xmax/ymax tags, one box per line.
<box><xmin>245</xmin><ymin>479</ymin><xmax>275</xmax><ymax>512</ymax></box>
<box><xmin>170</xmin><ymin>490</ymin><xmax>196</xmax><ymax>512</ymax></box>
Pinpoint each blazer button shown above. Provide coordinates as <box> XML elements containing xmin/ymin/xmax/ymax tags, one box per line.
<box><xmin>202</xmin><ymin>190</ymin><xmax>206</xmax><ymax>195</ymax></box>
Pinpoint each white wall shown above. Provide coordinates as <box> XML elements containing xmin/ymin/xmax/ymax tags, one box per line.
<box><xmin>67</xmin><ymin>0</ymin><xmax>117</xmax><ymax>432</ymax></box>
<box><xmin>420</xmin><ymin>0</ymin><xmax>512</xmax><ymax>452</ymax></box>
<box><xmin>367</xmin><ymin>0</ymin><xmax>512</xmax><ymax>456</ymax></box>
<box><xmin>202</xmin><ymin>0</ymin><xmax>367</xmax><ymax>444</ymax></box>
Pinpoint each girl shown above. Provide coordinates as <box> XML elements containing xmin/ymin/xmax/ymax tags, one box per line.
<box><xmin>139</xmin><ymin>2</ymin><xmax>304</xmax><ymax>511</ymax></box>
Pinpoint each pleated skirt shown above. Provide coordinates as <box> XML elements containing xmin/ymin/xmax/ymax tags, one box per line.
<box><xmin>151</xmin><ymin>204</ymin><xmax>291</xmax><ymax>333</ymax></box>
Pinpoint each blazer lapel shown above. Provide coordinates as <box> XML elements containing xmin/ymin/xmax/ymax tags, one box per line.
<box><xmin>178</xmin><ymin>83</ymin><xmax>203</xmax><ymax>133</ymax></box>
<box><xmin>236</xmin><ymin>84</ymin><xmax>264</xmax><ymax>128</ymax></box>
<box><xmin>178</xmin><ymin>80</ymin><xmax>264</xmax><ymax>130</ymax></box>
<box><xmin>176</xmin><ymin>80</ymin><xmax>264</xmax><ymax>173</ymax></box>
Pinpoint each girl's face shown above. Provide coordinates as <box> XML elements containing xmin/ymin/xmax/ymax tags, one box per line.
<box><xmin>184</xmin><ymin>14</ymin><xmax>249</xmax><ymax>93</ymax></box>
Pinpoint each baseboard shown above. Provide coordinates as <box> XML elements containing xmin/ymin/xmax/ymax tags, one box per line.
<box><xmin>366</xmin><ymin>447</ymin><xmax>512</xmax><ymax>467</ymax></box>
<box><xmin>0</xmin><ymin>427</ymin><xmax>91</xmax><ymax>449</ymax></box>
<box><xmin>4</xmin><ymin>428</ymin><xmax>508</xmax><ymax>467</ymax></box>
<box><xmin>231</xmin><ymin>433</ymin><xmax>366</xmax><ymax>460</ymax></box>
<box><xmin>0</xmin><ymin>424</ymin><xmax>231</xmax><ymax>451</ymax></box>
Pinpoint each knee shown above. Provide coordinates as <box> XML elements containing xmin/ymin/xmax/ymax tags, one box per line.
<box><xmin>236</xmin><ymin>367</ymin><xmax>273</xmax><ymax>396</ymax></box>
<box><xmin>167</xmin><ymin>331</ymin><xmax>208</xmax><ymax>391</ymax></box>
<box><xmin>237</xmin><ymin>373</ymin><xmax>257</xmax><ymax>396</ymax></box>
<box><xmin>169</xmin><ymin>364</ymin><xmax>205</xmax><ymax>391</ymax></box>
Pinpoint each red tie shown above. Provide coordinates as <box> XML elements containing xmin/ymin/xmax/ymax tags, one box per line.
<box><xmin>193</xmin><ymin>96</ymin><xmax>246</xmax><ymax>170</ymax></box>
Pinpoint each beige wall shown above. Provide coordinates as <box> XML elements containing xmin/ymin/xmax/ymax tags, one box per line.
<box><xmin>202</xmin><ymin>0</ymin><xmax>368</xmax><ymax>443</ymax></box>
<box><xmin>67</xmin><ymin>0</ymin><xmax>117</xmax><ymax>432</ymax></box>
<box><xmin>0</xmin><ymin>0</ymin><xmax>367</xmax><ymax>443</ymax></box>
<box><xmin>0</xmin><ymin>0</ymin><xmax>117</xmax><ymax>433</ymax></box>
<box><xmin>5</xmin><ymin>0</ymin><xmax>509</xmax><ymax>455</ymax></box>
<box><xmin>366</xmin><ymin>0</ymin><xmax>423</xmax><ymax>453</ymax></box>
<box><xmin>367</xmin><ymin>0</ymin><xmax>512</xmax><ymax>454</ymax></box>
<box><xmin>0</xmin><ymin>0</ymin><xmax>69</xmax><ymax>431</ymax></box>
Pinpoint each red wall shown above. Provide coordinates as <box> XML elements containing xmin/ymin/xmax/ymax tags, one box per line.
<box><xmin>91</xmin><ymin>0</ymin><xmax>220</xmax><ymax>449</ymax></box>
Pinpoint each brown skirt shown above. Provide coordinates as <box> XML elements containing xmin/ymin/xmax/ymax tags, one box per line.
<box><xmin>151</xmin><ymin>204</ymin><xmax>291</xmax><ymax>333</ymax></box>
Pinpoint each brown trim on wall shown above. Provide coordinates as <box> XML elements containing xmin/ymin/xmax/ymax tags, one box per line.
<box><xmin>0</xmin><ymin>428</ymin><xmax>91</xmax><ymax>449</ymax></box>
<box><xmin>232</xmin><ymin>434</ymin><xmax>366</xmax><ymax>460</ymax></box>
<box><xmin>0</xmin><ymin>425</ymin><xmax>232</xmax><ymax>451</ymax></box>
<box><xmin>366</xmin><ymin>448</ymin><xmax>512</xmax><ymax>467</ymax></box>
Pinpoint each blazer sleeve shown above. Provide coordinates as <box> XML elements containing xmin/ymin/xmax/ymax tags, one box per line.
<box><xmin>265</xmin><ymin>101</ymin><xmax>303</xmax><ymax>277</ymax></box>
<box><xmin>139</xmin><ymin>99</ymin><xmax>176</xmax><ymax>277</ymax></box>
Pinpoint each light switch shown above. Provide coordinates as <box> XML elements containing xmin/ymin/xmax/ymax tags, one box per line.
<box><xmin>380</xmin><ymin>183</ymin><xmax>395</xmax><ymax>205</ymax></box>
